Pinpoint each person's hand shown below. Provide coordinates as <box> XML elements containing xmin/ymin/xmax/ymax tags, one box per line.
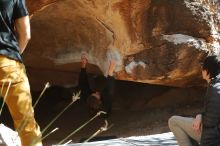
<box><xmin>108</xmin><ymin>59</ymin><xmax>116</xmax><ymax>76</ymax></box>
<box><xmin>192</xmin><ymin>114</ymin><xmax>202</xmax><ymax>134</ymax></box>
<box><xmin>81</xmin><ymin>53</ymin><xmax>88</xmax><ymax>68</ymax></box>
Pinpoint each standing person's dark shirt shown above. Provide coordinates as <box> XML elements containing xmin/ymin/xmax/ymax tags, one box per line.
<box><xmin>0</xmin><ymin>0</ymin><xmax>28</xmax><ymax>62</ymax></box>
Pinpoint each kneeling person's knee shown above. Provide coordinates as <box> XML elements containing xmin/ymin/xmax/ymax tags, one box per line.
<box><xmin>168</xmin><ymin>116</ymin><xmax>180</xmax><ymax>128</ymax></box>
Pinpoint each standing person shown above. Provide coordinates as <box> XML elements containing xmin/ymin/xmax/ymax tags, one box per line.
<box><xmin>0</xmin><ymin>0</ymin><xmax>42</xmax><ymax>146</ymax></box>
<box><xmin>78</xmin><ymin>54</ymin><xmax>116</xmax><ymax>117</ymax></box>
<box><xmin>168</xmin><ymin>55</ymin><xmax>220</xmax><ymax>146</ymax></box>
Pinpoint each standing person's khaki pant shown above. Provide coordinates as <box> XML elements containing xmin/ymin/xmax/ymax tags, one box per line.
<box><xmin>0</xmin><ymin>55</ymin><xmax>42</xmax><ymax>146</ymax></box>
<box><xmin>168</xmin><ymin>116</ymin><xmax>201</xmax><ymax>146</ymax></box>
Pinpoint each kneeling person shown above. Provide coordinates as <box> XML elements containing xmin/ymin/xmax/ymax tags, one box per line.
<box><xmin>169</xmin><ymin>55</ymin><xmax>220</xmax><ymax>146</ymax></box>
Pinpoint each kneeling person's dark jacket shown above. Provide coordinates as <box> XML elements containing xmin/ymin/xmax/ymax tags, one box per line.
<box><xmin>201</xmin><ymin>74</ymin><xmax>220</xmax><ymax>145</ymax></box>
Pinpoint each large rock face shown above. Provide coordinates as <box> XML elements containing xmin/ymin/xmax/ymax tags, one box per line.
<box><xmin>24</xmin><ymin>0</ymin><xmax>220</xmax><ymax>89</ymax></box>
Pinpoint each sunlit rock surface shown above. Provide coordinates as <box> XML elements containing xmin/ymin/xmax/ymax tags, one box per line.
<box><xmin>24</xmin><ymin>0</ymin><xmax>220</xmax><ymax>89</ymax></box>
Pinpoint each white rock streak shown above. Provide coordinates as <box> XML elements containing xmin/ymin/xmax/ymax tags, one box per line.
<box><xmin>106</xmin><ymin>48</ymin><xmax>123</xmax><ymax>72</ymax></box>
<box><xmin>125</xmin><ymin>61</ymin><xmax>146</xmax><ymax>75</ymax></box>
<box><xmin>162</xmin><ymin>34</ymin><xmax>208</xmax><ymax>51</ymax></box>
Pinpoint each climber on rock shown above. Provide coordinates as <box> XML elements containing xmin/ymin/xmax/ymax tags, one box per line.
<box><xmin>78</xmin><ymin>53</ymin><xmax>116</xmax><ymax>117</ymax></box>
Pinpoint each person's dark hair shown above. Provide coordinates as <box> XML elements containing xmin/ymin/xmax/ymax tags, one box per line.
<box><xmin>202</xmin><ymin>55</ymin><xmax>220</xmax><ymax>78</ymax></box>
<box><xmin>86</xmin><ymin>95</ymin><xmax>101</xmax><ymax>111</ymax></box>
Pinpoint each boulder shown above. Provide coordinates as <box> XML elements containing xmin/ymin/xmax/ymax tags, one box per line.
<box><xmin>24</xmin><ymin>0</ymin><xmax>220</xmax><ymax>89</ymax></box>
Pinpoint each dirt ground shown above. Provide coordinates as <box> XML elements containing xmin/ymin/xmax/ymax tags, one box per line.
<box><xmin>37</xmin><ymin>98</ymin><xmax>202</xmax><ymax>145</ymax></box>
<box><xmin>0</xmin><ymin>80</ymin><xmax>205</xmax><ymax>146</ymax></box>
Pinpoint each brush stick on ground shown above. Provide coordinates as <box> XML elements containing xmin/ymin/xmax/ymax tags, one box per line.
<box><xmin>0</xmin><ymin>80</ymin><xmax>11</xmax><ymax>116</ymax></box>
<box><xmin>33</xmin><ymin>82</ymin><xmax>50</xmax><ymax>108</ymax></box>
<box><xmin>83</xmin><ymin>120</ymin><xmax>112</xmax><ymax>143</ymax></box>
<box><xmin>57</xmin><ymin>111</ymin><xmax>106</xmax><ymax>145</ymax></box>
<box><xmin>17</xmin><ymin>82</ymin><xmax>50</xmax><ymax>135</ymax></box>
<box><xmin>41</xmin><ymin>127</ymin><xmax>59</xmax><ymax>141</ymax></box>
<box><xmin>30</xmin><ymin>91</ymin><xmax>80</xmax><ymax>146</ymax></box>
